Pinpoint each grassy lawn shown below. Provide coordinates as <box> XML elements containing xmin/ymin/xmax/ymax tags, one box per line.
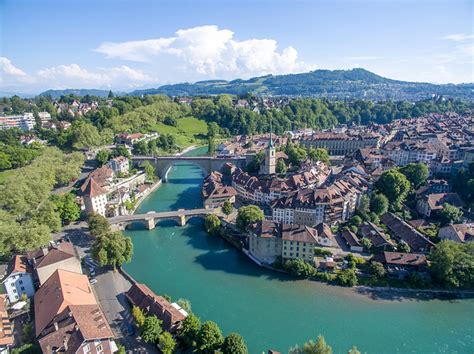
<box><xmin>154</xmin><ymin>117</ymin><xmax>208</xmax><ymax>148</ymax></box>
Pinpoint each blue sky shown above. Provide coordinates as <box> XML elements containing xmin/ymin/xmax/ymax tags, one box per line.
<box><xmin>1</xmin><ymin>0</ymin><xmax>473</xmax><ymax>93</ymax></box>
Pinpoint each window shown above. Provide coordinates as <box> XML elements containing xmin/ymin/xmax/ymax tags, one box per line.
<box><xmin>19</xmin><ymin>280</ymin><xmax>23</xmax><ymax>285</ymax></box>
<box><xmin>21</xmin><ymin>287</ymin><xmax>25</xmax><ymax>291</ymax></box>
<box><xmin>83</xmin><ymin>344</ymin><xmax>91</xmax><ymax>353</ymax></box>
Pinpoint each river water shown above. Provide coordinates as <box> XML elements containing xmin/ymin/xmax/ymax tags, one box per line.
<box><xmin>124</xmin><ymin>147</ymin><xmax>474</xmax><ymax>353</ymax></box>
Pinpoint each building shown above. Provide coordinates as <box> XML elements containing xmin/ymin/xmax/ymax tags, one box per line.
<box><xmin>260</xmin><ymin>130</ymin><xmax>276</xmax><ymax>175</ymax></box>
<box><xmin>380</xmin><ymin>213</ymin><xmax>435</xmax><ymax>253</ymax></box>
<box><xmin>115</xmin><ymin>133</ymin><xmax>144</xmax><ymax>146</ymax></box>
<box><xmin>27</xmin><ymin>242</ymin><xmax>82</xmax><ymax>285</ymax></box>
<box><xmin>358</xmin><ymin>221</ymin><xmax>393</xmax><ymax>250</ymax></box>
<box><xmin>202</xmin><ymin>171</ymin><xmax>237</xmax><ymax>208</ymax></box>
<box><xmin>300</xmin><ymin>131</ymin><xmax>379</xmax><ymax>156</ymax></box>
<box><xmin>376</xmin><ymin>251</ymin><xmax>427</xmax><ymax>279</ymax></box>
<box><xmin>107</xmin><ymin>156</ymin><xmax>129</xmax><ymax>175</ymax></box>
<box><xmin>35</xmin><ymin>269</ymin><xmax>116</xmax><ymax>353</ymax></box>
<box><xmin>2</xmin><ymin>255</ymin><xmax>35</xmax><ymax>303</ymax></box>
<box><xmin>0</xmin><ymin>113</ymin><xmax>35</xmax><ymax>131</ymax></box>
<box><xmin>0</xmin><ymin>295</ymin><xmax>13</xmax><ymax>354</ymax></box>
<box><xmin>416</xmin><ymin>193</ymin><xmax>465</xmax><ymax>218</ymax></box>
<box><xmin>126</xmin><ymin>283</ymin><xmax>187</xmax><ymax>333</ymax></box>
<box><xmin>82</xmin><ymin>177</ymin><xmax>108</xmax><ymax>216</ymax></box>
<box><xmin>249</xmin><ymin>220</ymin><xmax>281</xmax><ymax>265</ymax></box>
<box><xmin>281</xmin><ymin>223</ymin><xmax>333</xmax><ymax>262</ymax></box>
<box><xmin>341</xmin><ymin>229</ymin><xmax>363</xmax><ymax>252</ymax></box>
<box><xmin>438</xmin><ymin>224</ymin><xmax>474</xmax><ymax>243</ymax></box>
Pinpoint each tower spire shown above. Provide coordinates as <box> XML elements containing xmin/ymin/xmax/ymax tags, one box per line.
<box><xmin>269</xmin><ymin>119</ymin><xmax>274</xmax><ymax>148</ymax></box>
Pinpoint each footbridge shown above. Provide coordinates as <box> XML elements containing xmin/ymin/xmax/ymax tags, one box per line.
<box><xmin>108</xmin><ymin>208</ymin><xmax>219</xmax><ymax>230</ymax></box>
<box><xmin>132</xmin><ymin>155</ymin><xmax>247</xmax><ymax>180</ymax></box>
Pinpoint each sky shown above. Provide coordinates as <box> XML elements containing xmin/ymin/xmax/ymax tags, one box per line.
<box><xmin>0</xmin><ymin>0</ymin><xmax>473</xmax><ymax>93</ymax></box>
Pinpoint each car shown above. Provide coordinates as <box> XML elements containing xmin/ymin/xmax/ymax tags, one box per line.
<box><xmin>127</xmin><ymin>323</ymin><xmax>135</xmax><ymax>336</ymax></box>
<box><xmin>90</xmin><ymin>278</ymin><xmax>98</xmax><ymax>285</ymax></box>
<box><xmin>90</xmin><ymin>271</ymin><xmax>96</xmax><ymax>277</ymax></box>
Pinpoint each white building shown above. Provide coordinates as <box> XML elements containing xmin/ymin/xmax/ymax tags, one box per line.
<box><xmin>2</xmin><ymin>255</ymin><xmax>35</xmax><ymax>303</ymax></box>
<box><xmin>107</xmin><ymin>156</ymin><xmax>129</xmax><ymax>175</ymax></box>
<box><xmin>0</xmin><ymin>113</ymin><xmax>35</xmax><ymax>131</ymax></box>
<box><xmin>82</xmin><ymin>177</ymin><xmax>108</xmax><ymax>216</ymax></box>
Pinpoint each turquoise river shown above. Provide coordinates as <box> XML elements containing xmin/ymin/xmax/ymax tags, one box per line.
<box><xmin>124</xmin><ymin>146</ymin><xmax>474</xmax><ymax>353</ymax></box>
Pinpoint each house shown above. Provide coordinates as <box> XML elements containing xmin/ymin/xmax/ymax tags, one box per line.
<box><xmin>281</xmin><ymin>223</ymin><xmax>324</xmax><ymax>262</ymax></box>
<box><xmin>341</xmin><ymin>229</ymin><xmax>363</xmax><ymax>252</ymax></box>
<box><xmin>107</xmin><ymin>156</ymin><xmax>129</xmax><ymax>175</ymax></box>
<box><xmin>376</xmin><ymin>251</ymin><xmax>427</xmax><ymax>279</ymax></box>
<box><xmin>438</xmin><ymin>224</ymin><xmax>474</xmax><ymax>243</ymax></box>
<box><xmin>358</xmin><ymin>221</ymin><xmax>393</xmax><ymax>250</ymax></box>
<box><xmin>35</xmin><ymin>269</ymin><xmax>116</xmax><ymax>353</ymax></box>
<box><xmin>2</xmin><ymin>255</ymin><xmax>35</xmax><ymax>303</ymax></box>
<box><xmin>125</xmin><ymin>283</ymin><xmax>187</xmax><ymax>333</ymax></box>
<box><xmin>115</xmin><ymin>133</ymin><xmax>144</xmax><ymax>146</ymax></box>
<box><xmin>202</xmin><ymin>172</ymin><xmax>237</xmax><ymax>208</ymax></box>
<box><xmin>380</xmin><ymin>213</ymin><xmax>435</xmax><ymax>253</ymax></box>
<box><xmin>82</xmin><ymin>177</ymin><xmax>108</xmax><ymax>216</ymax></box>
<box><xmin>0</xmin><ymin>295</ymin><xmax>13</xmax><ymax>354</ymax></box>
<box><xmin>27</xmin><ymin>242</ymin><xmax>82</xmax><ymax>285</ymax></box>
<box><xmin>416</xmin><ymin>193</ymin><xmax>464</xmax><ymax>218</ymax></box>
<box><xmin>249</xmin><ymin>220</ymin><xmax>281</xmax><ymax>265</ymax></box>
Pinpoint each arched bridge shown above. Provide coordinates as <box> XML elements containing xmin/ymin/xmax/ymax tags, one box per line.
<box><xmin>108</xmin><ymin>208</ymin><xmax>219</xmax><ymax>230</ymax></box>
<box><xmin>132</xmin><ymin>155</ymin><xmax>247</xmax><ymax>180</ymax></box>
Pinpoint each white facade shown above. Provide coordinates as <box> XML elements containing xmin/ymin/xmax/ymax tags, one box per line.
<box><xmin>84</xmin><ymin>193</ymin><xmax>108</xmax><ymax>217</ymax></box>
<box><xmin>0</xmin><ymin>113</ymin><xmax>36</xmax><ymax>131</ymax></box>
<box><xmin>2</xmin><ymin>272</ymin><xmax>35</xmax><ymax>303</ymax></box>
<box><xmin>108</xmin><ymin>157</ymin><xmax>129</xmax><ymax>175</ymax></box>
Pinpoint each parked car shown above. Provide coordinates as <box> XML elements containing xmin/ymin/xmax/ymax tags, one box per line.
<box><xmin>90</xmin><ymin>278</ymin><xmax>98</xmax><ymax>285</ymax></box>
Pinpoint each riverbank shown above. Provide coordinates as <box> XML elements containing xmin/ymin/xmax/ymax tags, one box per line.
<box><xmin>130</xmin><ymin>179</ymin><xmax>162</xmax><ymax>214</ymax></box>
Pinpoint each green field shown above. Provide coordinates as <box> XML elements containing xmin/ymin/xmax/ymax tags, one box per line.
<box><xmin>154</xmin><ymin>117</ymin><xmax>208</xmax><ymax>148</ymax></box>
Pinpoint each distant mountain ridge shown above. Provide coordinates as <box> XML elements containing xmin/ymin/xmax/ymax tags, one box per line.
<box><xmin>38</xmin><ymin>88</ymin><xmax>126</xmax><ymax>99</ymax></box>
<box><xmin>37</xmin><ymin>69</ymin><xmax>473</xmax><ymax>101</ymax></box>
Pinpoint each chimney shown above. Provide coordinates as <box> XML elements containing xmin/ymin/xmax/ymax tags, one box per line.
<box><xmin>54</xmin><ymin>322</ymin><xmax>59</xmax><ymax>331</ymax></box>
<box><xmin>63</xmin><ymin>337</ymin><xmax>68</xmax><ymax>351</ymax></box>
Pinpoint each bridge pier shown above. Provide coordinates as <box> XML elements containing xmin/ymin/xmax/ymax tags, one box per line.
<box><xmin>178</xmin><ymin>215</ymin><xmax>186</xmax><ymax>226</ymax></box>
<box><xmin>145</xmin><ymin>218</ymin><xmax>155</xmax><ymax>230</ymax></box>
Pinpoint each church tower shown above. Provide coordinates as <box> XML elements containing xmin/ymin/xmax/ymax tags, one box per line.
<box><xmin>262</xmin><ymin>121</ymin><xmax>276</xmax><ymax>175</ymax></box>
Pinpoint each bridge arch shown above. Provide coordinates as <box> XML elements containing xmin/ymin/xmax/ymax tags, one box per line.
<box><xmin>160</xmin><ymin>160</ymin><xmax>210</xmax><ymax>181</ymax></box>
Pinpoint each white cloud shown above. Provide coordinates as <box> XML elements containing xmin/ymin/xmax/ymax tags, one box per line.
<box><xmin>442</xmin><ymin>33</ymin><xmax>474</xmax><ymax>42</ymax></box>
<box><xmin>0</xmin><ymin>57</ymin><xmax>35</xmax><ymax>85</ymax></box>
<box><xmin>36</xmin><ymin>64</ymin><xmax>154</xmax><ymax>89</ymax></box>
<box><xmin>95</xmin><ymin>25</ymin><xmax>314</xmax><ymax>78</ymax></box>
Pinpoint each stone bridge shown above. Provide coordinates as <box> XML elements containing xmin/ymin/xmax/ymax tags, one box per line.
<box><xmin>132</xmin><ymin>155</ymin><xmax>247</xmax><ymax>180</ymax></box>
<box><xmin>108</xmin><ymin>208</ymin><xmax>219</xmax><ymax>230</ymax></box>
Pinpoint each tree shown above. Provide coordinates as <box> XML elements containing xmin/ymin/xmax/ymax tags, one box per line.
<box><xmin>370</xmin><ymin>261</ymin><xmax>386</xmax><ymax>280</ymax></box>
<box><xmin>197</xmin><ymin>321</ymin><xmax>224</xmax><ymax>353</ymax></box>
<box><xmin>236</xmin><ymin>205</ymin><xmax>264</xmax><ymax>231</ymax></box>
<box><xmin>51</xmin><ymin>193</ymin><xmax>80</xmax><ymax>224</ymax></box>
<box><xmin>370</xmin><ymin>194</ymin><xmax>389</xmax><ymax>216</ymax></box>
<box><xmin>284</xmin><ymin>259</ymin><xmax>316</xmax><ymax>278</ymax></box>
<box><xmin>176</xmin><ymin>298</ymin><xmax>192</xmax><ymax>313</ymax></box>
<box><xmin>108</xmin><ymin>90</ymin><xmax>114</xmax><ymax>99</ymax></box>
<box><xmin>70</xmin><ymin>120</ymin><xmax>102</xmax><ymax>149</ymax></box>
<box><xmin>178</xmin><ymin>313</ymin><xmax>201</xmax><ymax>348</ymax></box>
<box><xmin>400</xmin><ymin>163</ymin><xmax>429</xmax><ymax>189</ymax></box>
<box><xmin>204</xmin><ymin>214</ymin><xmax>221</xmax><ymax>236</ymax></box>
<box><xmin>360</xmin><ymin>238</ymin><xmax>372</xmax><ymax>250</ymax></box>
<box><xmin>337</xmin><ymin>269</ymin><xmax>358</xmax><ymax>286</ymax></box>
<box><xmin>222</xmin><ymin>333</ymin><xmax>248</xmax><ymax>354</ymax></box>
<box><xmin>143</xmin><ymin>161</ymin><xmax>156</xmax><ymax>181</ymax></box>
<box><xmin>357</xmin><ymin>195</ymin><xmax>370</xmax><ymax>220</ymax></box>
<box><xmin>132</xmin><ymin>305</ymin><xmax>146</xmax><ymax>328</ymax></box>
<box><xmin>114</xmin><ymin>145</ymin><xmax>131</xmax><ymax>158</ymax></box>
<box><xmin>308</xmin><ymin>147</ymin><xmax>330</xmax><ymax>165</ymax></box>
<box><xmin>397</xmin><ymin>240</ymin><xmax>411</xmax><ymax>253</ymax></box>
<box><xmin>289</xmin><ymin>335</ymin><xmax>333</xmax><ymax>354</ymax></box>
<box><xmin>91</xmin><ymin>231</ymin><xmax>133</xmax><ymax>270</ymax></box>
<box><xmin>159</xmin><ymin>331</ymin><xmax>176</xmax><ymax>354</ymax></box>
<box><xmin>96</xmin><ymin>149</ymin><xmax>110</xmax><ymax>166</ymax></box>
<box><xmin>375</xmin><ymin>169</ymin><xmax>411</xmax><ymax>209</ymax></box>
<box><xmin>208</xmin><ymin>136</ymin><xmax>216</xmax><ymax>156</ymax></box>
<box><xmin>348</xmin><ymin>346</ymin><xmax>361</xmax><ymax>354</ymax></box>
<box><xmin>141</xmin><ymin>315</ymin><xmax>163</xmax><ymax>343</ymax></box>
<box><xmin>88</xmin><ymin>214</ymin><xmax>111</xmax><ymax>236</ymax></box>
<box><xmin>350</xmin><ymin>215</ymin><xmax>363</xmax><ymax>226</ymax></box>
<box><xmin>437</xmin><ymin>203</ymin><xmax>463</xmax><ymax>225</ymax></box>
<box><xmin>276</xmin><ymin>158</ymin><xmax>287</xmax><ymax>174</ymax></box>
<box><xmin>429</xmin><ymin>240</ymin><xmax>474</xmax><ymax>288</ymax></box>
<box><xmin>222</xmin><ymin>201</ymin><xmax>234</xmax><ymax>216</ymax></box>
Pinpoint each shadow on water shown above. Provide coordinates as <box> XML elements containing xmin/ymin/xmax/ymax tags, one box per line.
<box><xmin>354</xmin><ymin>285</ymin><xmax>474</xmax><ymax>302</ymax></box>
<box><xmin>168</xmin><ymin>186</ymin><xmax>203</xmax><ymax>210</ymax></box>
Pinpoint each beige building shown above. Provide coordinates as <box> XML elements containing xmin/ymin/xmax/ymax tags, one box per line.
<box><xmin>249</xmin><ymin>220</ymin><xmax>282</xmax><ymax>265</ymax></box>
<box><xmin>83</xmin><ymin>177</ymin><xmax>108</xmax><ymax>216</ymax></box>
<box><xmin>282</xmin><ymin>224</ymin><xmax>331</xmax><ymax>262</ymax></box>
<box><xmin>27</xmin><ymin>242</ymin><xmax>82</xmax><ymax>285</ymax></box>
<box><xmin>438</xmin><ymin>224</ymin><xmax>474</xmax><ymax>243</ymax></box>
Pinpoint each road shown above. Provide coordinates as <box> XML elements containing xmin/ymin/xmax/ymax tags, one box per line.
<box><xmin>108</xmin><ymin>207</ymin><xmax>216</xmax><ymax>223</ymax></box>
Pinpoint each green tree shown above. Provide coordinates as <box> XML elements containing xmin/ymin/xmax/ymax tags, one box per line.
<box><xmin>222</xmin><ymin>201</ymin><xmax>234</xmax><ymax>216</ymax></box>
<box><xmin>159</xmin><ymin>331</ymin><xmax>176</xmax><ymax>354</ymax></box>
<box><xmin>375</xmin><ymin>169</ymin><xmax>411</xmax><ymax>209</ymax></box>
<box><xmin>337</xmin><ymin>269</ymin><xmax>358</xmax><ymax>286</ymax></box>
<box><xmin>289</xmin><ymin>335</ymin><xmax>333</xmax><ymax>354</ymax></box>
<box><xmin>204</xmin><ymin>214</ymin><xmax>221</xmax><ymax>236</ymax></box>
<box><xmin>350</xmin><ymin>215</ymin><xmax>363</xmax><ymax>226</ymax></box>
<box><xmin>276</xmin><ymin>158</ymin><xmax>287</xmax><ymax>174</ymax></box>
<box><xmin>236</xmin><ymin>205</ymin><xmax>264</xmax><ymax>231</ymax></box>
<box><xmin>178</xmin><ymin>313</ymin><xmax>201</xmax><ymax>348</ymax></box>
<box><xmin>370</xmin><ymin>193</ymin><xmax>389</xmax><ymax>216</ymax></box>
<box><xmin>400</xmin><ymin>162</ymin><xmax>429</xmax><ymax>189</ymax></box>
<box><xmin>398</xmin><ymin>240</ymin><xmax>411</xmax><ymax>253</ymax></box>
<box><xmin>357</xmin><ymin>195</ymin><xmax>370</xmax><ymax>220</ymax></box>
<box><xmin>308</xmin><ymin>147</ymin><xmax>330</xmax><ymax>164</ymax></box>
<box><xmin>222</xmin><ymin>332</ymin><xmax>248</xmax><ymax>354</ymax></box>
<box><xmin>70</xmin><ymin>120</ymin><xmax>102</xmax><ymax>149</ymax></box>
<box><xmin>176</xmin><ymin>298</ymin><xmax>192</xmax><ymax>314</ymax></box>
<box><xmin>208</xmin><ymin>136</ymin><xmax>216</xmax><ymax>156</ymax></box>
<box><xmin>88</xmin><ymin>214</ymin><xmax>111</xmax><ymax>236</ymax></box>
<box><xmin>108</xmin><ymin>90</ymin><xmax>114</xmax><ymax>99</ymax></box>
<box><xmin>132</xmin><ymin>305</ymin><xmax>146</xmax><ymax>328</ymax></box>
<box><xmin>437</xmin><ymin>203</ymin><xmax>463</xmax><ymax>225</ymax></box>
<box><xmin>429</xmin><ymin>240</ymin><xmax>474</xmax><ymax>288</ymax></box>
<box><xmin>96</xmin><ymin>149</ymin><xmax>110</xmax><ymax>166</ymax></box>
<box><xmin>284</xmin><ymin>258</ymin><xmax>317</xmax><ymax>278</ymax></box>
<box><xmin>51</xmin><ymin>193</ymin><xmax>80</xmax><ymax>224</ymax></box>
<box><xmin>143</xmin><ymin>160</ymin><xmax>156</xmax><ymax>181</ymax></box>
<box><xmin>141</xmin><ymin>315</ymin><xmax>163</xmax><ymax>343</ymax></box>
<box><xmin>198</xmin><ymin>321</ymin><xmax>224</xmax><ymax>353</ymax></box>
<box><xmin>360</xmin><ymin>238</ymin><xmax>372</xmax><ymax>250</ymax></box>
<box><xmin>370</xmin><ymin>261</ymin><xmax>386</xmax><ymax>280</ymax></box>
<box><xmin>91</xmin><ymin>231</ymin><xmax>133</xmax><ymax>270</ymax></box>
<box><xmin>113</xmin><ymin>145</ymin><xmax>131</xmax><ymax>158</ymax></box>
